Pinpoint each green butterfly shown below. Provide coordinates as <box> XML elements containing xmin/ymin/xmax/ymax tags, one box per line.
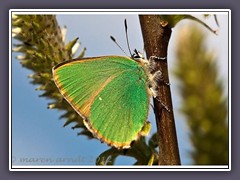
<box><xmin>52</xmin><ymin>49</ymin><xmax>164</xmax><ymax>149</ymax></box>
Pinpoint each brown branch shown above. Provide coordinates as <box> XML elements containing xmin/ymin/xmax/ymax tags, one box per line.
<box><xmin>139</xmin><ymin>15</ymin><xmax>181</xmax><ymax>165</ymax></box>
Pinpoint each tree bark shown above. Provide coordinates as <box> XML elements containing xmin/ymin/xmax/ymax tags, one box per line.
<box><xmin>139</xmin><ymin>15</ymin><xmax>181</xmax><ymax>165</ymax></box>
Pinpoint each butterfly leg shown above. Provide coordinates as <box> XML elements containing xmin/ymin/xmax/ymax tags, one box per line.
<box><xmin>151</xmin><ymin>74</ymin><xmax>171</xmax><ymax>112</ymax></box>
<box><xmin>149</xmin><ymin>56</ymin><xmax>167</xmax><ymax>61</ymax></box>
<box><xmin>149</xmin><ymin>70</ymin><xmax>170</xmax><ymax>89</ymax></box>
<box><xmin>148</xmin><ymin>86</ymin><xmax>170</xmax><ymax>112</ymax></box>
<box><xmin>148</xmin><ymin>56</ymin><xmax>170</xmax><ymax>112</ymax></box>
<box><xmin>153</xmin><ymin>70</ymin><xmax>170</xmax><ymax>86</ymax></box>
<box><xmin>149</xmin><ymin>56</ymin><xmax>167</xmax><ymax>69</ymax></box>
<box><xmin>150</xmin><ymin>96</ymin><xmax>171</xmax><ymax>113</ymax></box>
<box><xmin>148</xmin><ymin>55</ymin><xmax>170</xmax><ymax>86</ymax></box>
<box><xmin>154</xmin><ymin>97</ymin><xmax>171</xmax><ymax>112</ymax></box>
<box><xmin>148</xmin><ymin>71</ymin><xmax>171</xmax><ymax>112</ymax></box>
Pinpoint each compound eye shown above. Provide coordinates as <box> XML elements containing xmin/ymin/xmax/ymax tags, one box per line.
<box><xmin>132</xmin><ymin>49</ymin><xmax>144</xmax><ymax>60</ymax></box>
<box><xmin>132</xmin><ymin>54</ymin><xmax>140</xmax><ymax>59</ymax></box>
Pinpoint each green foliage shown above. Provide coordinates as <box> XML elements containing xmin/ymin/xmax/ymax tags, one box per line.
<box><xmin>158</xmin><ymin>15</ymin><xmax>218</xmax><ymax>34</ymax></box>
<box><xmin>12</xmin><ymin>14</ymin><xmax>158</xmax><ymax>165</ymax></box>
<box><xmin>96</xmin><ymin>135</ymin><xmax>159</xmax><ymax>165</ymax></box>
<box><xmin>12</xmin><ymin>15</ymin><xmax>91</xmax><ymax>138</ymax></box>
<box><xmin>174</xmin><ymin>25</ymin><xmax>228</xmax><ymax>165</ymax></box>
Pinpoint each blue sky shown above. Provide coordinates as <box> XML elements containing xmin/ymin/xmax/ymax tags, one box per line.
<box><xmin>11</xmin><ymin>12</ymin><xmax>229</xmax><ymax>166</ymax></box>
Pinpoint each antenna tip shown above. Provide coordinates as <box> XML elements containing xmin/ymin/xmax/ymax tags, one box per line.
<box><xmin>110</xmin><ymin>36</ymin><xmax>116</xmax><ymax>41</ymax></box>
<box><xmin>124</xmin><ymin>19</ymin><xmax>127</xmax><ymax>28</ymax></box>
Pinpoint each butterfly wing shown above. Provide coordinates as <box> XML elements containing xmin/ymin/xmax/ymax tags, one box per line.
<box><xmin>52</xmin><ymin>56</ymin><xmax>150</xmax><ymax>149</ymax></box>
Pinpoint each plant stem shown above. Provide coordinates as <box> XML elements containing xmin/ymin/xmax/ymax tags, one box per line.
<box><xmin>139</xmin><ymin>15</ymin><xmax>181</xmax><ymax>165</ymax></box>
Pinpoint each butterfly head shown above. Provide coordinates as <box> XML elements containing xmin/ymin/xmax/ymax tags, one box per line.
<box><xmin>132</xmin><ymin>49</ymin><xmax>149</xmax><ymax>66</ymax></box>
<box><xmin>132</xmin><ymin>49</ymin><xmax>144</xmax><ymax>59</ymax></box>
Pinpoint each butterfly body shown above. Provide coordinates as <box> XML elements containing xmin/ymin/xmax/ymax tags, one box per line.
<box><xmin>53</xmin><ymin>55</ymin><xmax>159</xmax><ymax>149</ymax></box>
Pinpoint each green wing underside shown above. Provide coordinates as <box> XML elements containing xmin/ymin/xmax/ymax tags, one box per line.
<box><xmin>53</xmin><ymin>56</ymin><xmax>150</xmax><ymax>147</ymax></box>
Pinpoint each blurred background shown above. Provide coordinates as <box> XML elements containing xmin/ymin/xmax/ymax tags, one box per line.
<box><xmin>11</xmin><ymin>12</ymin><xmax>229</xmax><ymax>166</ymax></box>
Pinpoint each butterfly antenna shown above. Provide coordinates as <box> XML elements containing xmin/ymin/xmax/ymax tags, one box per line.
<box><xmin>124</xmin><ymin>19</ymin><xmax>133</xmax><ymax>57</ymax></box>
<box><xmin>110</xmin><ymin>36</ymin><xmax>128</xmax><ymax>56</ymax></box>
